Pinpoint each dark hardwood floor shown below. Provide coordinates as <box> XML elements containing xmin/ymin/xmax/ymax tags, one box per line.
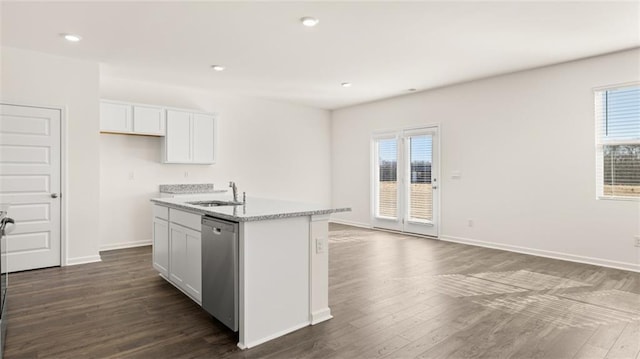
<box><xmin>5</xmin><ymin>224</ymin><xmax>640</xmax><ymax>358</ymax></box>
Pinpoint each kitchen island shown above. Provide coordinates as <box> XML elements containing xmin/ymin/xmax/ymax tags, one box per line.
<box><xmin>150</xmin><ymin>194</ymin><xmax>349</xmax><ymax>349</ymax></box>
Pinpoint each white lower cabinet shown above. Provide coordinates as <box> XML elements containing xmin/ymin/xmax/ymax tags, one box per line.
<box><xmin>152</xmin><ymin>204</ymin><xmax>202</xmax><ymax>304</ymax></box>
<box><xmin>152</xmin><ymin>217</ymin><xmax>169</xmax><ymax>277</ymax></box>
<box><xmin>169</xmin><ymin>223</ymin><xmax>202</xmax><ymax>303</ymax></box>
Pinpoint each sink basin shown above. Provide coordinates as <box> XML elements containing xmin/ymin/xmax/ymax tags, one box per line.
<box><xmin>187</xmin><ymin>200</ymin><xmax>244</xmax><ymax>207</ymax></box>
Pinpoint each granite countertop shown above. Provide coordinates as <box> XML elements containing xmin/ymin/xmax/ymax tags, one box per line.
<box><xmin>151</xmin><ymin>193</ymin><xmax>351</xmax><ymax>222</ymax></box>
<box><xmin>159</xmin><ymin>183</ymin><xmax>227</xmax><ymax>194</ymax></box>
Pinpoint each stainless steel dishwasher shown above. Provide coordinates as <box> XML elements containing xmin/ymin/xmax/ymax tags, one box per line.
<box><xmin>202</xmin><ymin>216</ymin><xmax>239</xmax><ymax>332</ymax></box>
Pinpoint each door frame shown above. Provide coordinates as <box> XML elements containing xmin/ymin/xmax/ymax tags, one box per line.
<box><xmin>370</xmin><ymin>124</ymin><xmax>441</xmax><ymax>237</ymax></box>
<box><xmin>1</xmin><ymin>102</ymin><xmax>68</xmax><ymax>267</ymax></box>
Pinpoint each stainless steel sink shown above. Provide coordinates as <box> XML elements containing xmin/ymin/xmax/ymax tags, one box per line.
<box><xmin>187</xmin><ymin>200</ymin><xmax>244</xmax><ymax>207</ymax></box>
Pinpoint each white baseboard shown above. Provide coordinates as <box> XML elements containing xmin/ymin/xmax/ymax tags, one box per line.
<box><xmin>329</xmin><ymin>218</ymin><xmax>372</xmax><ymax>229</ymax></box>
<box><xmin>99</xmin><ymin>239</ymin><xmax>152</xmax><ymax>251</ymax></box>
<box><xmin>65</xmin><ymin>254</ymin><xmax>102</xmax><ymax>266</ymax></box>
<box><xmin>440</xmin><ymin>234</ymin><xmax>640</xmax><ymax>273</ymax></box>
<box><xmin>240</xmin><ymin>321</ymin><xmax>310</xmax><ymax>349</ymax></box>
<box><xmin>310</xmin><ymin>308</ymin><xmax>333</xmax><ymax>325</ymax></box>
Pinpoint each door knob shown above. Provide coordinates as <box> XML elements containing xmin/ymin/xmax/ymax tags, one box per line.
<box><xmin>1</xmin><ymin>217</ymin><xmax>15</xmax><ymax>235</ymax></box>
<box><xmin>51</xmin><ymin>193</ymin><xmax>59</xmax><ymax>198</ymax></box>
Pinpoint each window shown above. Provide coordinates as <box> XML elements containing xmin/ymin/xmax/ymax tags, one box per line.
<box><xmin>595</xmin><ymin>85</ymin><xmax>640</xmax><ymax>199</ymax></box>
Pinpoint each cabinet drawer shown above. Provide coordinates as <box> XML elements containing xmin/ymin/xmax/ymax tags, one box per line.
<box><xmin>153</xmin><ymin>204</ymin><xmax>169</xmax><ymax>220</ymax></box>
<box><xmin>170</xmin><ymin>208</ymin><xmax>201</xmax><ymax>231</ymax></box>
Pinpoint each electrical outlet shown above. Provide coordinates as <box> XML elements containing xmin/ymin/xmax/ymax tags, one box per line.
<box><xmin>635</xmin><ymin>236</ymin><xmax>640</xmax><ymax>247</ymax></box>
<box><xmin>184</xmin><ymin>171</ymin><xmax>189</xmax><ymax>178</ymax></box>
<box><xmin>316</xmin><ymin>237</ymin><xmax>326</xmax><ymax>253</ymax></box>
<box><xmin>467</xmin><ymin>219</ymin><xmax>474</xmax><ymax>227</ymax></box>
<box><xmin>128</xmin><ymin>171</ymin><xmax>134</xmax><ymax>180</ymax></box>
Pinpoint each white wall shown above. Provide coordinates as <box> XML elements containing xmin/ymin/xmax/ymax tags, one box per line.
<box><xmin>331</xmin><ymin>49</ymin><xmax>640</xmax><ymax>271</ymax></box>
<box><xmin>1</xmin><ymin>47</ymin><xmax>101</xmax><ymax>264</ymax></box>
<box><xmin>99</xmin><ymin>77</ymin><xmax>331</xmax><ymax>250</ymax></box>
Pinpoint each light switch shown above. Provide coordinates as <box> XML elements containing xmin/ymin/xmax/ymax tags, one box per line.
<box><xmin>451</xmin><ymin>171</ymin><xmax>461</xmax><ymax>179</ymax></box>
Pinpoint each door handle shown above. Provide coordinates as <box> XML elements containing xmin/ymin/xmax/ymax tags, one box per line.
<box><xmin>51</xmin><ymin>193</ymin><xmax>59</xmax><ymax>198</ymax></box>
<box><xmin>1</xmin><ymin>217</ymin><xmax>15</xmax><ymax>235</ymax></box>
<box><xmin>432</xmin><ymin>186</ymin><xmax>438</xmax><ymax>190</ymax></box>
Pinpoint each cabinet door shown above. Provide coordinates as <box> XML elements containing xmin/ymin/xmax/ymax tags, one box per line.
<box><xmin>152</xmin><ymin>217</ymin><xmax>169</xmax><ymax>277</ymax></box>
<box><xmin>169</xmin><ymin>222</ymin><xmax>202</xmax><ymax>303</ymax></box>
<box><xmin>169</xmin><ymin>224</ymin><xmax>187</xmax><ymax>287</ymax></box>
<box><xmin>165</xmin><ymin>110</ymin><xmax>191</xmax><ymax>163</ymax></box>
<box><xmin>192</xmin><ymin>114</ymin><xmax>215</xmax><ymax>164</ymax></box>
<box><xmin>100</xmin><ymin>102</ymin><xmax>131</xmax><ymax>133</ymax></box>
<box><xmin>133</xmin><ymin>105</ymin><xmax>165</xmax><ymax>135</ymax></box>
<box><xmin>185</xmin><ymin>228</ymin><xmax>202</xmax><ymax>303</ymax></box>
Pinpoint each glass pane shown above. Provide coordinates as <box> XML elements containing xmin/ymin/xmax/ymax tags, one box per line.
<box><xmin>602</xmin><ymin>87</ymin><xmax>640</xmax><ymax>141</ymax></box>
<box><xmin>408</xmin><ymin>135</ymin><xmax>433</xmax><ymax>222</ymax></box>
<box><xmin>377</xmin><ymin>139</ymin><xmax>397</xmax><ymax>218</ymax></box>
<box><xmin>603</xmin><ymin>144</ymin><xmax>640</xmax><ymax>198</ymax></box>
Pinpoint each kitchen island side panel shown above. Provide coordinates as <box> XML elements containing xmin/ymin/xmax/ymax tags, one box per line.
<box><xmin>239</xmin><ymin>216</ymin><xmax>310</xmax><ymax>349</ymax></box>
<box><xmin>309</xmin><ymin>214</ymin><xmax>332</xmax><ymax>324</ymax></box>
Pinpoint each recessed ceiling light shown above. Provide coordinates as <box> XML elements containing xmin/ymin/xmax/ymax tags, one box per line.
<box><xmin>300</xmin><ymin>17</ymin><xmax>319</xmax><ymax>27</ymax></box>
<box><xmin>61</xmin><ymin>33</ymin><xmax>82</xmax><ymax>42</ymax></box>
<box><xmin>341</xmin><ymin>82</ymin><xmax>352</xmax><ymax>88</ymax></box>
<box><xmin>211</xmin><ymin>65</ymin><xmax>225</xmax><ymax>71</ymax></box>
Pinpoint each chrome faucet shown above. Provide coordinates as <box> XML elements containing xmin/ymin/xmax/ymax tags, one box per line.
<box><xmin>229</xmin><ymin>181</ymin><xmax>238</xmax><ymax>202</ymax></box>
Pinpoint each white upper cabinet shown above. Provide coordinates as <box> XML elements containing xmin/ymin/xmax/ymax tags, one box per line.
<box><xmin>133</xmin><ymin>105</ymin><xmax>165</xmax><ymax>135</ymax></box>
<box><xmin>100</xmin><ymin>100</ymin><xmax>215</xmax><ymax>164</ymax></box>
<box><xmin>100</xmin><ymin>100</ymin><xmax>165</xmax><ymax>136</ymax></box>
<box><xmin>100</xmin><ymin>101</ymin><xmax>131</xmax><ymax>133</ymax></box>
<box><xmin>164</xmin><ymin>110</ymin><xmax>216</xmax><ymax>164</ymax></box>
<box><xmin>192</xmin><ymin>113</ymin><xmax>216</xmax><ymax>163</ymax></box>
<box><xmin>165</xmin><ymin>110</ymin><xmax>191</xmax><ymax>163</ymax></box>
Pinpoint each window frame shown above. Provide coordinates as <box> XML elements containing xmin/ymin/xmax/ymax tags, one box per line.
<box><xmin>594</xmin><ymin>82</ymin><xmax>640</xmax><ymax>201</ymax></box>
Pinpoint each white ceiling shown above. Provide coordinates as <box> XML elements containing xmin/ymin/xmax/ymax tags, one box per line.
<box><xmin>2</xmin><ymin>1</ymin><xmax>639</xmax><ymax>110</ymax></box>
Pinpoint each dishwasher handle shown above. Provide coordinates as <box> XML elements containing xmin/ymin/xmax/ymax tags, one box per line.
<box><xmin>202</xmin><ymin>217</ymin><xmax>238</xmax><ymax>234</ymax></box>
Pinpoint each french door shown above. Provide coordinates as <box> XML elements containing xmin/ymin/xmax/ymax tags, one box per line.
<box><xmin>372</xmin><ymin>126</ymin><xmax>439</xmax><ymax>237</ymax></box>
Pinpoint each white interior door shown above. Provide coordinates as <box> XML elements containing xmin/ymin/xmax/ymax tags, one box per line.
<box><xmin>0</xmin><ymin>104</ymin><xmax>62</xmax><ymax>272</ymax></box>
<box><xmin>372</xmin><ymin>126</ymin><xmax>439</xmax><ymax>237</ymax></box>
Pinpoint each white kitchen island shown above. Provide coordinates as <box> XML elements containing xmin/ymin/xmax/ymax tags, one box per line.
<box><xmin>150</xmin><ymin>194</ymin><xmax>350</xmax><ymax>349</ymax></box>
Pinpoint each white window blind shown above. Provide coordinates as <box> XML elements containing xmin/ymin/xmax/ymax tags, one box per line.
<box><xmin>407</xmin><ymin>134</ymin><xmax>433</xmax><ymax>222</ymax></box>
<box><xmin>595</xmin><ymin>85</ymin><xmax>640</xmax><ymax>199</ymax></box>
<box><xmin>375</xmin><ymin>137</ymin><xmax>398</xmax><ymax>218</ymax></box>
